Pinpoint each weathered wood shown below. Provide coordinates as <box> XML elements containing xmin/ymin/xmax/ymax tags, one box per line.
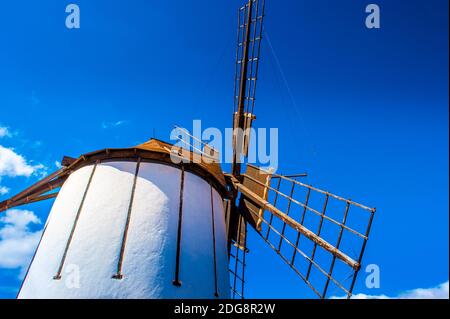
<box><xmin>61</xmin><ymin>156</ymin><xmax>77</xmax><ymax>167</ymax></box>
<box><xmin>271</xmin><ymin>172</ymin><xmax>374</xmax><ymax>212</ymax></box>
<box><xmin>240</xmin><ymin>171</ymin><xmax>368</xmax><ymax>240</ymax></box>
<box><xmin>228</xmin><ymin>175</ymin><xmax>360</xmax><ymax>270</ymax></box>
<box><xmin>1</xmin><ymin>193</ymin><xmax>58</xmax><ymax>212</ymax></box>
<box><xmin>232</xmin><ymin>0</ymin><xmax>253</xmax><ymax>177</ymax></box>
<box><xmin>239</xmin><ymin>164</ymin><xmax>272</xmax><ymax>230</ymax></box>
<box><xmin>0</xmin><ymin>177</ymin><xmax>66</xmax><ymax>213</ymax></box>
<box><xmin>8</xmin><ymin>168</ymin><xmax>66</xmax><ymax>204</ymax></box>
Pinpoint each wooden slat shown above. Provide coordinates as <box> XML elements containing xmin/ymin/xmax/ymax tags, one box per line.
<box><xmin>1</xmin><ymin>168</ymin><xmax>66</xmax><ymax>207</ymax></box>
<box><xmin>228</xmin><ymin>175</ymin><xmax>360</xmax><ymax>270</ymax></box>
<box><xmin>238</xmin><ymin>164</ymin><xmax>272</xmax><ymax>230</ymax></box>
<box><xmin>0</xmin><ymin>177</ymin><xmax>66</xmax><ymax>213</ymax></box>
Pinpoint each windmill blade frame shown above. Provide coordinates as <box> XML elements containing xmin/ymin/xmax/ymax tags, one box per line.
<box><xmin>228</xmin><ymin>215</ymin><xmax>248</xmax><ymax>299</ymax></box>
<box><xmin>229</xmin><ymin>165</ymin><xmax>376</xmax><ymax>299</ymax></box>
<box><xmin>0</xmin><ymin>168</ymin><xmax>68</xmax><ymax>213</ymax></box>
<box><xmin>232</xmin><ymin>0</ymin><xmax>265</xmax><ymax>176</ymax></box>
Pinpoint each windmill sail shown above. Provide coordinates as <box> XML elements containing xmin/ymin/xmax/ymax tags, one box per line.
<box><xmin>0</xmin><ymin>168</ymin><xmax>67</xmax><ymax>213</ymax></box>
<box><xmin>226</xmin><ymin>0</ymin><xmax>267</xmax><ymax>299</ymax></box>
<box><xmin>232</xmin><ymin>0</ymin><xmax>265</xmax><ymax>175</ymax></box>
<box><xmin>228</xmin><ymin>215</ymin><xmax>248</xmax><ymax>299</ymax></box>
<box><xmin>229</xmin><ymin>165</ymin><xmax>376</xmax><ymax>299</ymax></box>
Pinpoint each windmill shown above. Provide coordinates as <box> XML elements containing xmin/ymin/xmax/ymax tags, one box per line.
<box><xmin>0</xmin><ymin>0</ymin><xmax>375</xmax><ymax>299</ymax></box>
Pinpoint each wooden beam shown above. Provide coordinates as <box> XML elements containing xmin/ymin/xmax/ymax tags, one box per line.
<box><xmin>228</xmin><ymin>175</ymin><xmax>360</xmax><ymax>270</ymax></box>
<box><xmin>0</xmin><ymin>177</ymin><xmax>66</xmax><ymax>213</ymax></box>
<box><xmin>232</xmin><ymin>0</ymin><xmax>253</xmax><ymax>177</ymax></box>
<box><xmin>9</xmin><ymin>168</ymin><xmax>66</xmax><ymax>203</ymax></box>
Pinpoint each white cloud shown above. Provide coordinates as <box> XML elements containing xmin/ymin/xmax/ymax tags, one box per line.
<box><xmin>399</xmin><ymin>281</ymin><xmax>449</xmax><ymax>299</ymax></box>
<box><xmin>101</xmin><ymin>120</ymin><xmax>129</xmax><ymax>129</ymax></box>
<box><xmin>0</xmin><ymin>127</ymin><xmax>11</xmax><ymax>138</ymax></box>
<box><xmin>0</xmin><ymin>145</ymin><xmax>45</xmax><ymax>178</ymax></box>
<box><xmin>0</xmin><ymin>186</ymin><xmax>10</xmax><ymax>196</ymax></box>
<box><xmin>346</xmin><ymin>293</ymin><xmax>390</xmax><ymax>299</ymax></box>
<box><xmin>0</xmin><ymin>126</ymin><xmax>48</xmax><ymax>199</ymax></box>
<box><xmin>55</xmin><ymin>160</ymin><xmax>62</xmax><ymax>169</ymax></box>
<box><xmin>333</xmin><ymin>281</ymin><xmax>449</xmax><ymax>299</ymax></box>
<box><xmin>0</xmin><ymin>209</ymin><xmax>43</xmax><ymax>277</ymax></box>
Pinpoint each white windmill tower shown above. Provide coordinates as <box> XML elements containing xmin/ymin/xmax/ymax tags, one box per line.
<box><xmin>8</xmin><ymin>140</ymin><xmax>230</xmax><ymax>299</ymax></box>
<box><xmin>0</xmin><ymin>0</ymin><xmax>376</xmax><ymax>299</ymax></box>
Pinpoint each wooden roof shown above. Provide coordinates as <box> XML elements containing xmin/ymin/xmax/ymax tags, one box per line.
<box><xmin>136</xmin><ymin>138</ymin><xmax>227</xmax><ymax>187</ymax></box>
<box><xmin>63</xmin><ymin>138</ymin><xmax>228</xmax><ymax>197</ymax></box>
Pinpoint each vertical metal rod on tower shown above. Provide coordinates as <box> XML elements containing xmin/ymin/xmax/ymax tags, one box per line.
<box><xmin>172</xmin><ymin>165</ymin><xmax>186</xmax><ymax>287</ymax></box>
<box><xmin>53</xmin><ymin>162</ymin><xmax>98</xmax><ymax>280</ymax></box>
<box><xmin>113</xmin><ymin>157</ymin><xmax>142</xmax><ymax>279</ymax></box>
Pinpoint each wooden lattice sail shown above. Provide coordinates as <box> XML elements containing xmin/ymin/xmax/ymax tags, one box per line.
<box><xmin>227</xmin><ymin>165</ymin><xmax>376</xmax><ymax>299</ymax></box>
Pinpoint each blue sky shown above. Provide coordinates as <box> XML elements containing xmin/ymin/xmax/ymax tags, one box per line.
<box><xmin>0</xmin><ymin>0</ymin><xmax>448</xmax><ymax>298</ymax></box>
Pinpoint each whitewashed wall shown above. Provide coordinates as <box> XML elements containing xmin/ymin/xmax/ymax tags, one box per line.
<box><xmin>18</xmin><ymin>161</ymin><xmax>229</xmax><ymax>299</ymax></box>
